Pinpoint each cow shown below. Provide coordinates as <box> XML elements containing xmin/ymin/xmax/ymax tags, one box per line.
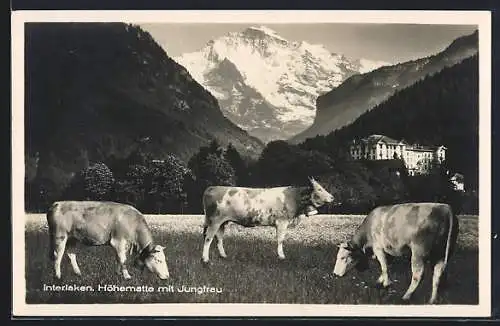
<box><xmin>333</xmin><ymin>202</ymin><xmax>459</xmax><ymax>304</ymax></box>
<box><xmin>201</xmin><ymin>177</ymin><xmax>335</xmax><ymax>264</ymax></box>
<box><xmin>46</xmin><ymin>201</ymin><xmax>169</xmax><ymax>280</ymax></box>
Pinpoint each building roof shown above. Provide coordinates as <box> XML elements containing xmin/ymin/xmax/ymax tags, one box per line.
<box><xmin>360</xmin><ymin>134</ymin><xmax>401</xmax><ymax>145</ymax></box>
<box><xmin>352</xmin><ymin>134</ymin><xmax>446</xmax><ymax>151</ymax></box>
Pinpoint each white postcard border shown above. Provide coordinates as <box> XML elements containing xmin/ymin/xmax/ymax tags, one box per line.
<box><xmin>11</xmin><ymin>10</ymin><xmax>492</xmax><ymax>317</ymax></box>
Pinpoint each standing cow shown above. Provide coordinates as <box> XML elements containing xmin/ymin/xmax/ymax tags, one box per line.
<box><xmin>201</xmin><ymin>177</ymin><xmax>335</xmax><ymax>264</ymax></box>
<box><xmin>47</xmin><ymin>201</ymin><xmax>170</xmax><ymax>280</ymax></box>
<box><xmin>333</xmin><ymin>202</ymin><xmax>459</xmax><ymax>304</ymax></box>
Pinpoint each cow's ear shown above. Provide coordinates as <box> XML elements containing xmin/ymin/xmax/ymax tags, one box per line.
<box><xmin>345</xmin><ymin>241</ymin><xmax>356</xmax><ymax>251</ymax></box>
<box><xmin>150</xmin><ymin>246</ymin><xmax>161</xmax><ymax>253</ymax></box>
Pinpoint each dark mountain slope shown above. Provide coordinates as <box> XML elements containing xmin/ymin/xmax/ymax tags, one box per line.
<box><xmin>300</xmin><ymin>55</ymin><xmax>479</xmax><ymax>190</ymax></box>
<box><xmin>290</xmin><ymin>30</ymin><xmax>478</xmax><ymax>143</ymax></box>
<box><xmin>25</xmin><ymin>23</ymin><xmax>263</xmax><ymax>192</ymax></box>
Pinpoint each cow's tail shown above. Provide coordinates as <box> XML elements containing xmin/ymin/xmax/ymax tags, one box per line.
<box><xmin>202</xmin><ymin>225</ymin><xmax>208</xmax><ymax>240</ymax></box>
<box><xmin>444</xmin><ymin>206</ymin><xmax>458</xmax><ymax>266</ymax></box>
<box><xmin>202</xmin><ymin>192</ymin><xmax>208</xmax><ymax>240</ymax></box>
<box><xmin>201</xmin><ymin>187</ymin><xmax>220</xmax><ymax>239</ymax></box>
<box><xmin>46</xmin><ymin>202</ymin><xmax>59</xmax><ymax>261</ymax></box>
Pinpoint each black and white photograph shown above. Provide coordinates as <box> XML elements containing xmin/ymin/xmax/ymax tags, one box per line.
<box><xmin>12</xmin><ymin>10</ymin><xmax>492</xmax><ymax>317</ymax></box>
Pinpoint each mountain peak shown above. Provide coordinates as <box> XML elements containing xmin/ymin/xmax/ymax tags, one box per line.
<box><xmin>442</xmin><ymin>29</ymin><xmax>479</xmax><ymax>54</ymax></box>
<box><xmin>175</xmin><ymin>27</ymin><xmax>391</xmax><ymax>142</ymax></box>
<box><xmin>243</xmin><ymin>25</ymin><xmax>288</xmax><ymax>42</ymax></box>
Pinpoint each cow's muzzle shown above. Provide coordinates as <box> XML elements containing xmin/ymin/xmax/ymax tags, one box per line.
<box><xmin>333</xmin><ymin>270</ymin><xmax>345</xmax><ymax>277</ymax></box>
<box><xmin>158</xmin><ymin>273</ymin><xmax>170</xmax><ymax>280</ymax></box>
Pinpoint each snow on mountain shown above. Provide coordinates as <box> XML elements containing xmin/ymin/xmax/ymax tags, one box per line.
<box><xmin>175</xmin><ymin>26</ymin><xmax>389</xmax><ymax>142</ymax></box>
<box><xmin>356</xmin><ymin>58</ymin><xmax>392</xmax><ymax>73</ymax></box>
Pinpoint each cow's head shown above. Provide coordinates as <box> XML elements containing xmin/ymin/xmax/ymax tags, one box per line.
<box><xmin>308</xmin><ymin>177</ymin><xmax>335</xmax><ymax>207</ymax></box>
<box><xmin>135</xmin><ymin>244</ymin><xmax>170</xmax><ymax>279</ymax></box>
<box><xmin>333</xmin><ymin>241</ymin><xmax>369</xmax><ymax>277</ymax></box>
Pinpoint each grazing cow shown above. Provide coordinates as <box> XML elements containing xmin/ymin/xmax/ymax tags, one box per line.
<box><xmin>201</xmin><ymin>177</ymin><xmax>335</xmax><ymax>263</ymax></box>
<box><xmin>333</xmin><ymin>202</ymin><xmax>459</xmax><ymax>304</ymax></box>
<box><xmin>46</xmin><ymin>201</ymin><xmax>169</xmax><ymax>280</ymax></box>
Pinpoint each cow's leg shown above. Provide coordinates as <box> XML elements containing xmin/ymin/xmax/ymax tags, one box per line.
<box><xmin>65</xmin><ymin>239</ymin><xmax>81</xmax><ymax>276</ymax></box>
<box><xmin>66</xmin><ymin>252</ymin><xmax>82</xmax><ymax>276</ymax></box>
<box><xmin>402</xmin><ymin>253</ymin><xmax>425</xmax><ymax>301</ymax></box>
<box><xmin>215</xmin><ymin>222</ymin><xmax>227</xmax><ymax>258</ymax></box>
<box><xmin>53</xmin><ymin>234</ymin><xmax>68</xmax><ymax>279</ymax></box>
<box><xmin>202</xmin><ymin>222</ymin><xmax>223</xmax><ymax>264</ymax></box>
<box><xmin>429</xmin><ymin>260</ymin><xmax>447</xmax><ymax>304</ymax></box>
<box><xmin>275</xmin><ymin>220</ymin><xmax>289</xmax><ymax>260</ymax></box>
<box><xmin>373</xmin><ymin>247</ymin><xmax>392</xmax><ymax>287</ymax></box>
<box><xmin>110</xmin><ymin>238</ymin><xmax>132</xmax><ymax>279</ymax></box>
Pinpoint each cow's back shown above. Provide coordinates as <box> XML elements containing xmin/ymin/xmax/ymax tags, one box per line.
<box><xmin>366</xmin><ymin>203</ymin><xmax>455</xmax><ymax>256</ymax></box>
<box><xmin>203</xmin><ymin>186</ymin><xmax>290</xmax><ymax>216</ymax></box>
<box><xmin>47</xmin><ymin>201</ymin><xmax>146</xmax><ymax>246</ymax></box>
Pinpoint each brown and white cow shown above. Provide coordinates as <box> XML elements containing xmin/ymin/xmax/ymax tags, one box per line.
<box><xmin>201</xmin><ymin>177</ymin><xmax>335</xmax><ymax>264</ymax></box>
<box><xmin>333</xmin><ymin>202</ymin><xmax>459</xmax><ymax>304</ymax></box>
<box><xmin>47</xmin><ymin>201</ymin><xmax>169</xmax><ymax>280</ymax></box>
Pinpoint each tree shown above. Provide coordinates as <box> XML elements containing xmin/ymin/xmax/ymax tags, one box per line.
<box><xmin>225</xmin><ymin>143</ymin><xmax>247</xmax><ymax>185</ymax></box>
<box><xmin>25</xmin><ymin>176</ymin><xmax>59</xmax><ymax>212</ymax></box>
<box><xmin>81</xmin><ymin>162</ymin><xmax>115</xmax><ymax>200</ymax></box>
<box><xmin>255</xmin><ymin>140</ymin><xmax>335</xmax><ymax>187</ymax></box>
<box><xmin>143</xmin><ymin>155</ymin><xmax>193</xmax><ymax>214</ymax></box>
<box><xmin>60</xmin><ymin>162</ymin><xmax>115</xmax><ymax>201</ymax></box>
<box><xmin>114</xmin><ymin>164</ymin><xmax>149</xmax><ymax>208</ymax></box>
<box><xmin>187</xmin><ymin>141</ymin><xmax>236</xmax><ymax>212</ymax></box>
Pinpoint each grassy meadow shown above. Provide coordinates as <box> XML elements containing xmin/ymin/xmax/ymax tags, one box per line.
<box><xmin>25</xmin><ymin>213</ymin><xmax>479</xmax><ymax>305</ymax></box>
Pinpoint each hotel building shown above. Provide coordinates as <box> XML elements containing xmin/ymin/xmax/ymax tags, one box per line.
<box><xmin>349</xmin><ymin>134</ymin><xmax>447</xmax><ymax>176</ymax></box>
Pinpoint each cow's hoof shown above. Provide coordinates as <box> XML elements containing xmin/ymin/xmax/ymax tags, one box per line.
<box><xmin>428</xmin><ymin>298</ymin><xmax>439</xmax><ymax>305</ymax></box>
<box><xmin>278</xmin><ymin>256</ymin><xmax>286</xmax><ymax>260</ymax></box>
<box><xmin>402</xmin><ymin>293</ymin><xmax>412</xmax><ymax>301</ymax></box>
<box><xmin>399</xmin><ymin>297</ymin><xmax>412</xmax><ymax>305</ymax></box>
<box><xmin>201</xmin><ymin>259</ymin><xmax>211</xmax><ymax>267</ymax></box>
<box><xmin>374</xmin><ymin>282</ymin><xmax>391</xmax><ymax>289</ymax></box>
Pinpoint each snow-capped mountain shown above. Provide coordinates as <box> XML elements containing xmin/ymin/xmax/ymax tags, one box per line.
<box><xmin>176</xmin><ymin>26</ymin><xmax>390</xmax><ymax>142</ymax></box>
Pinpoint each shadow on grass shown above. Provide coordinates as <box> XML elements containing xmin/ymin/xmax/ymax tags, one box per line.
<box><xmin>25</xmin><ymin>228</ymin><xmax>478</xmax><ymax>305</ymax></box>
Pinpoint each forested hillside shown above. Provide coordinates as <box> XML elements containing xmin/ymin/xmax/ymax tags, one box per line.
<box><xmin>300</xmin><ymin>55</ymin><xmax>479</xmax><ymax>191</ymax></box>
<box><xmin>291</xmin><ymin>31</ymin><xmax>478</xmax><ymax>143</ymax></box>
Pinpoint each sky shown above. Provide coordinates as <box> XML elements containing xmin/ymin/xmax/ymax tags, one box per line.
<box><xmin>141</xmin><ymin>23</ymin><xmax>477</xmax><ymax>64</ymax></box>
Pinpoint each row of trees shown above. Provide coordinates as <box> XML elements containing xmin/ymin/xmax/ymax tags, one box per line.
<box><xmin>26</xmin><ymin>140</ymin><xmax>241</xmax><ymax>214</ymax></box>
<box><xmin>26</xmin><ymin>138</ymin><xmax>476</xmax><ymax>215</ymax></box>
